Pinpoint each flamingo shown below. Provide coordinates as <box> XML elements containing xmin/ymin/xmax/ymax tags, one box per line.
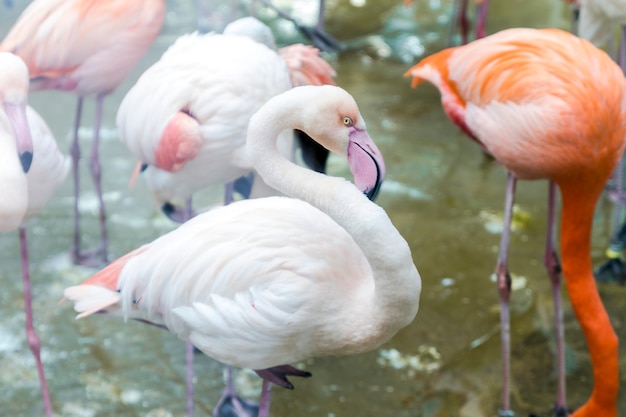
<box><xmin>64</xmin><ymin>84</ymin><xmax>422</xmax><ymax>417</ymax></box>
<box><xmin>0</xmin><ymin>52</ymin><xmax>70</xmax><ymax>417</ymax></box>
<box><xmin>404</xmin><ymin>28</ymin><xmax>625</xmax><ymax>417</ymax></box>
<box><xmin>117</xmin><ymin>17</ymin><xmax>336</xmax><ymax>416</ymax></box>
<box><xmin>0</xmin><ymin>0</ymin><xmax>166</xmax><ymax>267</ymax></box>
<box><xmin>119</xmin><ymin>17</ymin><xmax>336</xmax><ymax>222</ymax></box>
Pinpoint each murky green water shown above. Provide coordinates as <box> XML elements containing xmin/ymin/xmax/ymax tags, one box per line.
<box><xmin>1</xmin><ymin>0</ymin><xmax>625</xmax><ymax>416</ymax></box>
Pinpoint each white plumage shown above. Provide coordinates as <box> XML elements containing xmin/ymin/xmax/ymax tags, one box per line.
<box><xmin>65</xmin><ymin>85</ymin><xmax>421</xmax><ymax>414</ymax></box>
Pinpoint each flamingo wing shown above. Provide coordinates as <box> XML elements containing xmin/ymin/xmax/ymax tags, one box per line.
<box><xmin>65</xmin><ymin>197</ymin><xmax>373</xmax><ymax>369</ymax></box>
<box><xmin>279</xmin><ymin>43</ymin><xmax>336</xmax><ymax>87</ymax></box>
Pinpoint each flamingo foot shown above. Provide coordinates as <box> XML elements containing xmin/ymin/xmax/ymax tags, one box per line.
<box><xmin>254</xmin><ymin>365</ymin><xmax>312</xmax><ymax>390</ymax></box>
<box><xmin>594</xmin><ymin>257</ymin><xmax>626</xmax><ymax>284</ymax></box>
<box><xmin>212</xmin><ymin>389</ymin><xmax>259</xmax><ymax>417</ymax></box>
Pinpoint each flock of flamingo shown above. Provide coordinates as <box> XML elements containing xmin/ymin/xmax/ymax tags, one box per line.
<box><xmin>0</xmin><ymin>0</ymin><xmax>625</xmax><ymax>416</ymax></box>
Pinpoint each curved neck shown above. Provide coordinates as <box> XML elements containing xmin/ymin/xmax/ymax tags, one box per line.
<box><xmin>247</xmin><ymin>94</ymin><xmax>421</xmax><ymax>328</ymax></box>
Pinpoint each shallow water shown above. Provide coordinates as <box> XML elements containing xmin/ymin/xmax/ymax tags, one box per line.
<box><xmin>1</xmin><ymin>1</ymin><xmax>625</xmax><ymax>416</ymax></box>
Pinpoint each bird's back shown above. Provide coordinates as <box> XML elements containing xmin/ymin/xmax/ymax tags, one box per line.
<box><xmin>406</xmin><ymin>28</ymin><xmax>626</xmax><ymax>182</ymax></box>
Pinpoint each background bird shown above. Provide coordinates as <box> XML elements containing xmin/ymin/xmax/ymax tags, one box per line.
<box><xmin>0</xmin><ymin>52</ymin><xmax>70</xmax><ymax>417</ymax></box>
<box><xmin>405</xmin><ymin>28</ymin><xmax>625</xmax><ymax>417</ymax></box>
<box><xmin>0</xmin><ymin>0</ymin><xmax>165</xmax><ymax>267</ymax></box>
<box><xmin>65</xmin><ymin>84</ymin><xmax>421</xmax><ymax>417</ymax></box>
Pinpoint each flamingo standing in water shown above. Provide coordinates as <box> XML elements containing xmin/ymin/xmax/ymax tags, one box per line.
<box><xmin>405</xmin><ymin>28</ymin><xmax>625</xmax><ymax>417</ymax></box>
<box><xmin>117</xmin><ymin>17</ymin><xmax>336</xmax><ymax>416</ymax></box>
<box><xmin>64</xmin><ymin>84</ymin><xmax>422</xmax><ymax>417</ymax></box>
<box><xmin>0</xmin><ymin>0</ymin><xmax>166</xmax><ymax>267</ymax></box>
<box><xmin>119</xmin><ymin>17</ymin><xmax>336</xmax><ymax>221</ymax></box>
<box><xmin>0</xmin><ymin>52</ymin><xmax>70</xmax><ymax>417</ymax></box>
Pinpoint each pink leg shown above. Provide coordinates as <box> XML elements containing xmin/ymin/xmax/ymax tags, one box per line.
<box><xmin>88</xmin><ymin>93</ymin><xmax>109</xmax><ymax>265</ymax></box>
<box><xmin>544</xmin><ymin>182</ymin><xmax>568</xmax><ymax>416</ymax></box>
<box><xmin>212</xmin><ymin>366</ymin><xmax>259</xmax><ymax>417</ymax></box>
<box><xmin>70</xmin><ymin>97</ymin><xmax>84</xmax><ymax>265</ymax></box>
<box><xmin>474</xmin><ymin>0</ymin><xmax>489</xmax><ymax>39</ymax></box>
<box><xmin>257</xmin><ymin>380</ymin><xmax>273</xmax><ymax>417</ymax></box>
<box><xmin>457</xmin><ymin>0</ymin><xmax>470</xmax><ymax>45</ymax></box>
<box><xmin>495</xmin><ymin>173</ymin><xmax>516</xmax><ymax>417</ymax></box>
<box><xmin>19</xmin><ymin>227</ymin><xmax>53</xmax><ymax>417</ymax></box>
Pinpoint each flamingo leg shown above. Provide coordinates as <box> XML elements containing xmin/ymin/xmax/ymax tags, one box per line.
<box><xmin>495</xmin><ymin>173</ymin><xmax>516</xmax><ymax>417</ymax></box>
<box><xmin>474</xmin><ymin>0</ymin><xmax>489</xmax><ymax>39</ymax></box>
<box><xmin>257</xmin><ymin>380</ymin><xmax>272</xmax><ymax>417</ymax></box>
<box><xmin>544</xmin><ymin>181</ymin><xmax>568</xmax><ymax>416</ymax></box>
<box><xmin>70</xmin><ymin>97</ymin><xmax>84</xmax><ymax>265</ymax></box>
<box><xmin>212</xmin><ymin>366</ymin><xmax>259</xmax><ymax>417</ymax></box>
<box><xmin>186</xmin><ymin>340</ymin><xmax>195</xmax><ymax>417</ymax></box>
<box><xmin>88</xmin><ymin>93</ymin><xmax>109</xmax><ymax>265</ymax></box>
<box><xmin>456</xmin><ymin>0</ymin><xmax>470</xmax><ymax>45</ymax></box>
<box><xmin>19</xmin><ymin>226</ymin><xmax>53</xmax><ymax>417</ymax></box>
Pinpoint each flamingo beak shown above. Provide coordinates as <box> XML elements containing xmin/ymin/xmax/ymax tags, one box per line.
<box><xmin>4</xmin><ymin>101</ymin><xmax>33</xmax><ymax>173</ymax></box>
<box><xmin>347</xmin><ymin>128</ymin><xmax>386</xmax><ymax>201</ymax></box>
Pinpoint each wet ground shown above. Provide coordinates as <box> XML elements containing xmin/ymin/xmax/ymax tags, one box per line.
<box><xmin>1</xmin><ymin>0</ymin><xmax>625</xmax><ymax>416</ymax></box>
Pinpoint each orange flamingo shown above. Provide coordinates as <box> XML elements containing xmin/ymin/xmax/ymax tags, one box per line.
<box><xmin>405</xmin><ymin>28</ymin><xmax>624</xmax><ymax>417</ymax></box>
<box><xmin>0</xmin><ymin>0</ymin><xmax>165</xmax><ymax>267</ymax></box>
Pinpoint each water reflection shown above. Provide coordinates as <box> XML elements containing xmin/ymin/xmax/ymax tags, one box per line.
<box><xmin>0</xmin><ymin>0</ymin><xmax>624</xmax><ymax>416</ymax></box>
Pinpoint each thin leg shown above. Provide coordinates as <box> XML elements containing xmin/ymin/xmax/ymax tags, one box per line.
<box><xmin>315</xmin><ymin>0</ymin><xmax>325</xmax><ymax>31</ymax></box>
<box><xmin>89</xmin><ymin>93</ymin><xmax>109</xmax><ymax>265</ymax></box>
<box><xmin>257</xmin><ymin>380</ymin><xmax>273</xmax><ymax>417</ymax></box>
<box><xmin>457</xmin><ymin>0</ymin><xmax>469</xmax><ymax>45</ymax></box>
<box><xmin>186</xmin><ymin>340</ymin><xmax>195</xmax><ymax>417</ymax></box>
<box><xmin>212</xmin><ymin>367</ymin><xmax>259</xmax><ymax>417</ymax></box>
<box><xmin>544</xmin><ymin>182</ymin><xmax>568</xmax><ymax>415</ymax></box>
<box><xmin>495</xmin><ymin>173</ymin><xmax>516</xmax><ymax>417</ymax></box>
<box><xmin>474</xmin><ymin>0</ymin><xmax>489</xmax><ymax>39</ymax></box>
<box><xmin>70</xmin><ymin>97</ymin><xmax>84</xmax><ymax>265</ymax></box>
<box><xmin>19</xmin><ymin>227</ymin><xmax>53</xmax><ymax>417</ymax></box>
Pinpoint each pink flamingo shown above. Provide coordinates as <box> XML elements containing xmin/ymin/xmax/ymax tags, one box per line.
<box><xmin>117</xmin><ymin>17</ymin><xmax>336</xmax><ymax>416</ymax></box>
<box><xmin>65</xmin><ymin>84</ymin><xmax>421</xmax><ymax>417</ymax></box>
<box><xmin>0</xmin><ymin>52</ymin><xmax>70</xmax><ymax>417</ymax></box>
<box><xmin>0</xmin><ymin>0</ymin><xmax>166</xmax><ymax>267</ymax></box>
<box><xmin>405</xmin><ymin>28</ymin><xmax>625</xmax><ymax>417</ymax></box>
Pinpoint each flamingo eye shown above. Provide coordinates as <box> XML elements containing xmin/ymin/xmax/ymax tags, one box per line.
<box><xmin>342</xmin><ymin>116</ymin><xmax>353</xmax><ymax>126</ymax></box>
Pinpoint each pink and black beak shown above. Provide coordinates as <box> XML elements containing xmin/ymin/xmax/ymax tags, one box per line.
<box><xmin>4</xmin><ymin>101</ymin><xmax>33</xmax><ymax>173</ymax></box>
<box><xmin>347</xmin><ymin>127</ymin><xmax>385</xmax><ymax>201</ymax></box>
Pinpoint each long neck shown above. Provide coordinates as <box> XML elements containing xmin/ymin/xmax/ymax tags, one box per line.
<box><xmin>247</xmin><ymin>98</ymin><xmax>421</xmax><ymax>330</ymax></box>
<box><xmin>0</xmin><ymin>130</ymin><xmax>27</xmax><ymax>231</ymax></box>
<box><xmin>558</xmin><ymin>180</ymin><xmax>619</xmax><ymax>411</ymax></box>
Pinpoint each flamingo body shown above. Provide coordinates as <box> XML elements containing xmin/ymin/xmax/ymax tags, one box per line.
<box><xmin>119</xmin><ymin>20</ymin><xmax>335</xmax><ymax>206</ymax></box>
<box><xmin>65</xmin><ymin>86</ymin><xmax>420</xmax><ymax>413</ymax></box>
<box><xmin>0</xmin><ymin>0</ymin><xmax>165</xmax><ymax>95</ymax></box>
<box><xmin>0</xmin><ymin>51</ymin><xmax>69</xmax><ymax>417</ymax></box>
<box><xmin>406</xmin><ymin>27</ymin><xmax>625</xmax><ymax>417</ymax></box>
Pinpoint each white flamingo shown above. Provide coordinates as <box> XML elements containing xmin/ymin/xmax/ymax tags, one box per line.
<box><xmin>65</xmin><ymin>84</ymin><xmax>422</xmax><ymax>417</ymax></box>
<box><xmin>0</xmin><ymin>52</ymin><xmax>70</xmax><ymax>417</ymax></box>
